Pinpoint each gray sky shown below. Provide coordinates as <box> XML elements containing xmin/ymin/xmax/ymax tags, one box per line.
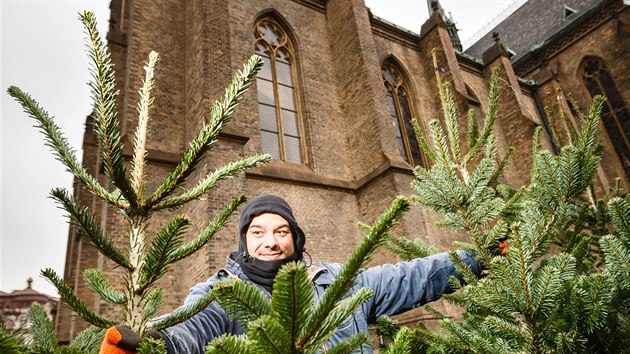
<box><xmin>1</xmin><ymin>0</ymin><xmax>520</xmax><ymax>297</ymax></box>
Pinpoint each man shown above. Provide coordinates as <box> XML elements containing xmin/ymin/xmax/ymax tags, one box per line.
<box><xmin>100</xmin><ymin>194</ymin><xmax>491</xmax><ymax>353</ymax></box>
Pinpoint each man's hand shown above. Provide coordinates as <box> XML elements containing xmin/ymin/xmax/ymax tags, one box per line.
<box><xmin>100</xmin><ymin>326</ymin><xmax>163</xmax><ymax>354</ymax></box>
<box><xmin>489</xmin><ymin>237</ymin><xmax>508</xmax><ymax>257</ymax></box>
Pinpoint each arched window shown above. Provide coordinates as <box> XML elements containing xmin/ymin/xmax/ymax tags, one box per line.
<box><xmin>582</xmin><ymin>57</ymin><xmax>630</xmax><ymax>176</ymax></box>
<box><xmin>382</xmin><ymin>62</ymin><xmax>423</xmax><ymax>167</ymax></box>
<box><xmin>254</xmin><ymin>18</ymin><xmax>303</xmax><ymax>164</ymax></box>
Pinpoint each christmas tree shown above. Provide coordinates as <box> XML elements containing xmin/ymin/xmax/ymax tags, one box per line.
<box><xmin>378</xmin><ymin>55</ymin><xmax>629</xmax><ymax>353</ymax></box>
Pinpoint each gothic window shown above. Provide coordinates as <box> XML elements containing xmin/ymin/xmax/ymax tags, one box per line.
<box><xmin>382</xmin><ymin>62</ymin><xmax>423</xmax><ymax>167</ymax></box>
<box><xmin>254</xmin><ymin>18</ymin><xmax>303</xmax><ymax>164</ymax></box>
<box><xmin>582</xmin><ymin>57</ymin><xmax>630</xmax><ymax>176</ymax></box>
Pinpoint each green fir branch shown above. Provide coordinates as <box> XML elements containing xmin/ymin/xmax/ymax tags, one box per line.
<box><xmin>131</xmin><ymin>51</ymin><xmax>160</xmax><ymax>203</ymax></box>
<box><xmin>206</xmin><ymin>334</ymin><xmax>252</xmax><ymax>354</ymax></box>
<box><xmin>0</xmin><ymin>327</ymin><xmax>24</xmax><ymax>354</ymax></box>
<box><xmin>147</xmin><ymin>55</ymin><xmax>263</xmax><ymax>206</ymax></box>
<box><xmin>467</xmin><ymin>108</ymin><xmax>480</xmax><ymax>152</ymax></box>
<box><xmin>27</xmin><ymin>304</ymin><xmax>57</xmax><ymax>354</ymax></box>
<box><xmin>576</xmin><ymin>95</ymin><xmax>605</xmax><ymax>153</ymax></box>
<box><xmin>68</xmin><ymin>326</ymin><xmax>106</xmax><ymax>354</ymax></box>
<box><xmin>139</xmin><ymin>215</ymin><xmax>191</xmax><ymax>290</ymax></box>
<box><xmin>41</xmin><ymin>268</ymin><xmax>117</xmax><ymax>328</ymax></box>
<box><xmin>247</xmin><ymin>315</ymin><xmax>290</xmax><ymax>353</ymax></box>
<box><xmin>608</xmin><ymin>196</ymin><xmax>630</xmax><ymax>236</ymax></box>
<box><xmin>489</xmin><ymin>146</ymin><xmax>513</xmax><ymax>185</ymax></box>
<box><xmin>411</xmin><ymin>118</ymin><xmax>436</xmax><ymax>163</ymax></box>
<box><xmin>143</xmin><ymin>288</ymin><xmax>164</xmax><ymax>321</ymax></box>
<box><xmin>79</xmin><ymin>11</ymin><xmax>137</xmax><ymax>208</ymax></box>
<box><xmin>440</xmin><ymin>83</ymin><xmax>462</xmax><ymax>165</ymax></box>
<box><xmin>154</xmin><ymin>155</ymin><xmax>271</xmax><ymax>210</ymax></box>
<box><xmin>149</xmin><ymin>290</ymin><xmax>217</xmax><ymax>330</ymax></box>
<box><xmin>427</xmin><ymin>120</ymin><xmax>454</xmax><ymax>173</ymax></box>
<box><xmin>298</xmin><ymin>196</ymin><xmax>410</xmax><ymax>348</ymax></box>
<box><xmin>307</xmin><ymin>288</ymin><xmax>373</xmax><ymax>350</ymax></box>
<box><xmin>214</xmin><ymin>276</ymin><xmax>272</xmax><ymax>326</ymax></box>
<box><xmin>169</xmin><ymin>196</ymin><xmax>245</xmax><ymax>263</ymax></box>
<box><xmin>465</xmin><ymin>68</ymin><xmax>500</xmax><ymax>162</ymax></box>
<box><xmin>51</xmin><ymin>188</ymin><xmax>131</xmax><ymax>269</ymax></box>
<box><xmin>83</xmin><ymin>268</ymin><xmax>127</xmax><ymax>304</ymax></box>
<box><xmin>326</xmin><ymin>333</ymin><xmax>369</xmax><ymax>354</ymax></box>
<box><xmin>385</xmin><ymin>234</ymin><xmax>438</xmax><ymax>260</ymax></box>
<box><xmin>6</xmin><ymin>86</ymin><xmax>121</xmax><ymax>208</ymax></box>
<box><xmin>270</xmin><ymin>261</ymin><xmax>314</xmax><ymax>346</ymax></box>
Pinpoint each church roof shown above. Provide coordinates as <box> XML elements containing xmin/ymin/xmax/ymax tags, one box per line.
<box><xmin>465</xmin><ymin>0</ymin><xmax>601</xmax><ymax>61</ymax></box>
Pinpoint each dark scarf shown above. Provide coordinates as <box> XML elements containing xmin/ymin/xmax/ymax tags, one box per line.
<box><xmin>235</xmin><ymin>252</ymin><xmax>300</xmax><ymax>294</ymax></box>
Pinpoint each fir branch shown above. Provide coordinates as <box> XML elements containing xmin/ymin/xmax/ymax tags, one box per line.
<box><xmin>0</xmin><ymin>327</ymin><xmax>24</xmax><ymax>354</ymax></box>
<box><xmin>381</xmin><ymin>327</ymin><xmax>416</xmax><ymax>354</ymax></box>
<box><xmin>247</xmin><ymin>315</ymin><xmax>290</xmax><ymax>353</ymax></box>
<box><xmin>68</xmin><ymin>326</ymin><xmax>106</xmax><ymax>354</ymax></box>
<box><xmin>412</xmin><ymin>118</ymin><xmax>436</xmax><ymax>163</ymax></box>
<box><xmin>600</xmin><ymin>235</ymin><xmax>630</xmax><ymax>284</ymax></box>
<box><xmin>214</xmin><ymin>276</ymin><xmax>271</xmax><ymax>326</ymax></box>
<box><xmin>427</xmin><ymin>120</ymin><xmax>454</xmax><ymax>173</ymax></box>
<box><xmin>529</xmin><ymin>254</ymin><xmax>575</xmax><ymax>316</ymax></box>
<box><xmin>51</xmin><ymin>188</ymin><xmax>131</xmax><ymax>269</ymax></box>
<box><xmin>298</xmin><ymin>196</ymin><xmax>410</xmax><ymax>347</ymax></box>
<box><xmin>467</xmin><ymin>108</ymin><xmax>480</xmax><ymax>153</ymax></box>
<box><xmin>139</xmin><ymin>215</ymin><xmax>191</xmax><ymax>290</ymax></box>
<box><xmin>440</xmin><ymin>83</ymin><xmax>462</xmax><ymax>166</ymax></box>
<box><xmin>608</xmin><ymin>196</ymin><xmax>630</xmax><ymax>236</ymax></box>
<box><xmin>41</xmin><ymin>268</ymin><xmax>118</xmax><ymax>328</ymax></box>
<box><xmin>154</xmin><ymin>155</ymin><xmax>271</xmax><ymax>210</ymax></box>
<box><xmin>131</xmin><ymin>51</ymin><xmax>160</xmax><ymax>203</ymax></box>
<box><xmin>576</xmin><ymin>95</ymin><xmax>605</xmax><ymax>154</ymax></box>
<box><xmin>411</xmin><ymin>169</ymin><xmax>457</xmax><ymax>213</ymax></box>
<box><xmin>466</xmin><ymin>68</ymin><xmax>500</xmax><ymax>161</ymax></box>
<box><xmin>464</xmin><ymin>156</ymin><xmax>495</xmax><ymax>202</ymax></box>
<box><xmin>143</xmin><ymin>288</ymin><xmax>164</xmax><ymax>321</ymax></box>
<box><xmin>27</xmin><ymin>304</ymin><xmax>57</xmax><ymax>354</ymax></box>
<box><xmin>148</xmin><ymin>290</ymin><xmax>217</xmax><ymax>330</ymax></box>
<box><xmin>6</xmin><ymin>86</ymin><xmax>121</xmax><ymax>208</ymax></box>
<box><xmin>385</xmin><ymin>234</ymin><xmax>438</xmax><ymax>260</ymax></box>
<box><xmin>489</xmin><ymin>146</ymin><xmax>513</xmax><ymax>185</ymax></box>
<box><xmin>80</xmin><ymin>11</ymin><xmax>137</xmax><ymax>208</ymax></box>
<box><xmin>83</xmin><ymin>268</ymin><xmax>126</xmax><ymax>304</ymax></box>
<box><xmin>307</xmin><ymin>288</ymin><xmax>373</xmax><ymax>350</ymax></box>
<box><xmin>206</xmin><ymin>334</ymin><xmax>252</xmax><ymax>354</ymax></box>
<box><xmin>326</xmin><ymin>333</ymin><xmax>369</xmax><ymax>354</ymax></box>
<box><xmin>270</xmin><ymin>262</ymin><xmax>313</xmax><ymax>346</ymax></box>
<box><xmin>170</xmin><ymin>196</ymin><xmax>245</xmax><ymax>262</ymax></box>
<box><xmin>146</xmin><ymin>55</ymin><xmax>263</xmax><ymax>206</ymax></box>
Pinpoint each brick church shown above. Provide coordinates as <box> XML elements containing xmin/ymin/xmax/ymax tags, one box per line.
<box><xmin>56</xmin><ymin>0</ymin><xmax>629</xmax><ymax>341</ymax></box>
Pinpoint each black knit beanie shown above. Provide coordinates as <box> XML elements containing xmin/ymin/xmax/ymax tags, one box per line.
<box><xmin>238</xmin><ymin>194</ymin><xmax>306</xmax><ymax>260</ymax></box>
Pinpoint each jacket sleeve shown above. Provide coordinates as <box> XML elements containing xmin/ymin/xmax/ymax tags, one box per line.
<box><xmin>159</xmin><ymin>278</ymin><xmax>236</xmax><ymax>354</ymax></box>
<box><xmin>359</xmin><ymin>250</ymin><xmax>481</xmax><ymax>323</ymax></box>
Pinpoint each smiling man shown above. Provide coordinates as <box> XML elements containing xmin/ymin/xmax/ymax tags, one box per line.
<box><xmin>101</xmin><ymin>194</ymin><xmax>494</xmax><ymax>354</ymax></box>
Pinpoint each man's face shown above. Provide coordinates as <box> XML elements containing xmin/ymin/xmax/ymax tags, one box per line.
<box><xmin>246</xmin><ymin>213</ymin><xmax>295</xmax><ymax>261</ymax></box>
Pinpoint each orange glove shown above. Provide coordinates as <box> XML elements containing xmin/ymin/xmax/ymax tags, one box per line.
<box><xmin>489</xmin><ymin>237</ymin><xmax>508</xmax><ymax>256</ymax></box>
<box><xmin>100</xmin><ymin>326</ymin><xmax>162</xmax><ymax>354</ymax></box>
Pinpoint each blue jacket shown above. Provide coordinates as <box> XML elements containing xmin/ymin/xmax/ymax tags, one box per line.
<box><xmin>161</xmin><ymin>251</ymin><xmax>481</xmax><ymax>353</ymax></box>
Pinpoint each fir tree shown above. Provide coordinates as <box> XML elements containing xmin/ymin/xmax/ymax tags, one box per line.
<box><xmin>378</xmin><ymin>50</ymin><xmax>629</xmax><ymax>353</ymax></box>
<box><xmin>206</xmin><ymin>196</ymin><xmax>410</xmax><ymax>354</ymax></box>
<box><xmin>7</xmin><ymin>11</ymin><xmax>269</xmax><ymax>351</ymax></box>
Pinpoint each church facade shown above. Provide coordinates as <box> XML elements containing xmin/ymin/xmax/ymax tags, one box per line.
<box><xmin>56</xmin><ymin>0</ymin><xmax>629</xmax><ymax>341</ymax></box>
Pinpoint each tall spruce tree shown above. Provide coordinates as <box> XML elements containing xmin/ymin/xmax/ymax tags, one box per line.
<box><xmin>6</xmin><ymin>11</ymin><xmax>270</xmax><ymax>352</ymax></box>
<box><xmin>377</xmin><ymin>57</ymin><xmax>629</xmax><ymax>353</ymax></box>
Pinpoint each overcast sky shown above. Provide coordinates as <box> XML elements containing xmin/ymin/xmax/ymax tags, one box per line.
<box><xmin>1</xmin><ymin>0</ymin><xmax>521</xmax><ymax>297</ymax></box>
